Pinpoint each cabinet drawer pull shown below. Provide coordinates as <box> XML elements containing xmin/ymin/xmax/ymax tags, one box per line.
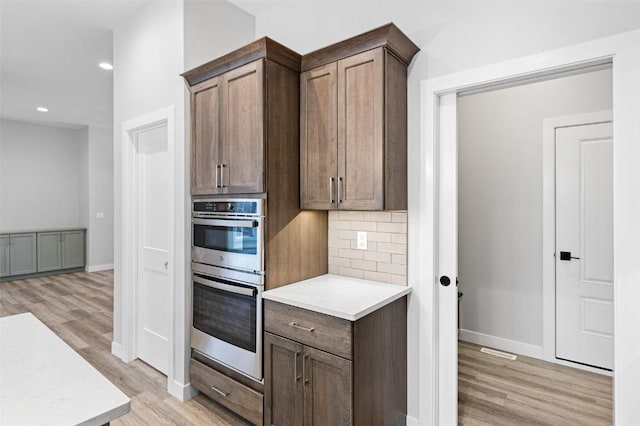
<box><xmin>294</xmin><ymin>351</ymin><xmax>301</xmax><ymax>382</ymax></box>
<box><xmin>215</xmin><ymin>164</ymin><xmax>221</xmax><ymax>188</ymax></box>
<box><xmin>289</xmin><ymin>322</ymin><xmax>314</xmax><ymax>332</ymax></box>
<box><xmin>221</xmin><ymin>163</ymin><xmax>227</xmax><ymax>188</ymax></box>
<box><xmin>329</xmin><ymin>177</ymin><xmax>335</xmax><ymax>204</ymax></box>
<box><xmin>210</xmin><ymin>385</ymin><xmax>229</xmax><ymax>397</ymax></box>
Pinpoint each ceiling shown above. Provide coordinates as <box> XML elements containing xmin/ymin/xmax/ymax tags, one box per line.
<box><xmin>0</xmin><ymin>0</ymin><xmax>282</xmax><ymax>130</ymax></box>
<box><xmin>0</xmin><ymin>0</ymin><xmax>146</xmax><ymax>129</ymax></box>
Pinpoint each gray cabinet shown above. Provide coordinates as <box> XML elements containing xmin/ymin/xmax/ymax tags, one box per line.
<box><xmin>0</xmin><ymin>235</ymin><xmax>9</xmax><ymax>277</ymax></box>
<box><xmin>0</xmin><ymin>233</ymin><xmax>37</xmax><ymax>277</ymax></box>
<box><xmin>38</xmin><ymin>232</ymin><xmax>62</xmax><ymax>272</ymax></box>
<box><xmin>1</xmin><ymin>228</ymin><xmax>85</xmax><ymax>281</ymax></box>
<box><xmin>37</xmin><ymin>230</ymin><xmax>85</xmax><ymax>272</ymax></box>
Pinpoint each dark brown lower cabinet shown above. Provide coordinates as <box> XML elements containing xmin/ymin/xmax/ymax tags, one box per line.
<box><xmin>264</xmin><ymin>297</ymin><xmax>407</xmax><ymax>426</ymax></box>
<box><xmin>264</xmin><ymin>333</ymin><xmax>353</xmax><ymax>426</ymax></box>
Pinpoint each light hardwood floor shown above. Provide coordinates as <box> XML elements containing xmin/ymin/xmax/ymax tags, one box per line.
<box><xmin>0</xmin><ymin>270</ymin><xmax>249</xmax><ymax>425</ymax></box>
<box><xmin>459</xmin><ymin>340</ymin><xmax>612</xmax><ymax>425</ymax></box>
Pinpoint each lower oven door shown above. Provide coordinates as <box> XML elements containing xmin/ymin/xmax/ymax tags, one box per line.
<box><xmin>191</xmin><ymin>272</ymin><xmax>263</xmax><ymax>381</ymax></box>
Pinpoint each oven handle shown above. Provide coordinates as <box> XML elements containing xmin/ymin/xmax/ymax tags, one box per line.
<box><xmin>193</xmin><ymin>275</ymin><xmax>257</xmax><ymax>297</ymax></box>
<box><xmin>192</xmin><ymin>218</ymin><xmax>258</xmax><ymax>228</ymax></box>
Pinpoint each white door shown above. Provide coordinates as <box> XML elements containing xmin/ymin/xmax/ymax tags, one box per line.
<box><xmin>136</xmin><ymin>125</ymin><xmax>170</xmax><ymax>375</ymax></box>
<box><xmin>555</xmin><ymin>121</ymin><xmax>613</xmax><ymax>370</ymax></box>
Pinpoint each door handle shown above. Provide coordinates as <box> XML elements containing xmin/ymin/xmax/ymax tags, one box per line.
<box><xmin>559</xmin><ymin>251</ymin><xmax>580</xmax><ymax>261</ymax></box>
<box><xmin>440</xmin><ymin>276</ymin><xmax>451</xmax><ymax>287</ymax></box>
<box><xmin>164</xmin><ymin>261</ymin><xmax>169</xmax><ymax>270</ymax></box>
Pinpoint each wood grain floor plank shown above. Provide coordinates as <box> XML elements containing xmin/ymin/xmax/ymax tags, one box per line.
<box><xmin>459</xmin><ymin>340</ymin><xmax>612</xmax><ymax>425</ymax></box>
<box><xmin>1</xmin><ymin>270</ymin><xmax>246</xmax><ymax>425</ymax></box>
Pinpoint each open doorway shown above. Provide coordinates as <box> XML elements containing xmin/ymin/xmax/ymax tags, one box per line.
<box><xmin>456</xmin><ymin>67</ymin><xmax>613</xmax><ymax>423</ymax></box>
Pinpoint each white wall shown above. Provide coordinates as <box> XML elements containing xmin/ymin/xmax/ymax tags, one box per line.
<box><xmin>457</xmin><ymin>68</ymin><xmax>612</xmax><ymax>351</ymax></box>
<box><xmin>250</xmin><ymin>2</ymin><xmax>640</xmax><ymax>422</ymax></box>
<box><xmin>113</xmin><ymin>0</ymin><xmax>253</xmax><ymax>399</ymax></box>
<box><xmin>184</xmin><ymin>0</ymin><xmax>255</xmax><ymax>70</ymax></box>
<box><xmin>113</xmin><ymin>0</ymin><xmax>186</xmax><ymax>396</ymax></box>
<box><xmin>0</xmin><ymin>119</ymin><xmax>84</xmax><ymax>229</ymax></box>
<box><xmin>86</xmin><ymin>126</ymin><xmax>114</xmax><ymax>268</ymax></box>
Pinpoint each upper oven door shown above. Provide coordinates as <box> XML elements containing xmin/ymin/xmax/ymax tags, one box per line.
<box><xmin>192</xmin><ymin>217</ymin><xmax>264</xmax><ymax>273</ymax></box>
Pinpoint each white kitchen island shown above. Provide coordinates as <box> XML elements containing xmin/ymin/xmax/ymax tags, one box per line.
<box><xmin>0</xmin><ymin>313</ymin><xmax>130</xmax><ymax>425</ymax></box>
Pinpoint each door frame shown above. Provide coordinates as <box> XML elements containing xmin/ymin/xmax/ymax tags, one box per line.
<box><xmin>119</xmin><ymin>107</ymin><xmax>175</xmax><ymax>389</ymax></box>
<box><xmin>414</xmin><ymin>29</ymin><xmax>640</xmax><ymax>425</ymax></box>
<box><xmin>542</xmin><ymin>110</ymin><xmax>613</xmax><ymax>376</ymax></box>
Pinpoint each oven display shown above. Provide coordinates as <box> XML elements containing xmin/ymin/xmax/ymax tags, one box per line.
<box><xmin>193</xmin><ymin>224</ymin><xmax>257</xmax><ymax>255</ymax></box>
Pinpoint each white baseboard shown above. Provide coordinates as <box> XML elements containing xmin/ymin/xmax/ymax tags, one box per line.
<box><xmin>406</xmin><ymin>414</ymin><xmax>420</xmax><ymax>426</ymax></box>
<box><xmin>86</xmin><ymin>263</ymin><xmax>114</xmax><ymax>272</ymax></box>
<box><xmin>459</xmin><ymin>329</ymin><xmax>544</xmax><ymax>360</ymax></box>
<box><xmin>111</xmin><ymin>341</ymin><xmax>125</xmax><ymax>361</ymax></box>
<box><xmin>168</xmin><ymin>380</ymin><xmax>197</xmax><ymax>401</ymax></box>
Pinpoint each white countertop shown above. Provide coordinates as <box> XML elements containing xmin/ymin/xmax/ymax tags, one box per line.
<box><xmin>0</xmin><ymin>313</ymin><xmax>130</xmax><ymax>426</ymax></box>
<box><xmin>262</xmin><ymin>274</ymin><xmax>411</xmax><ymax>321</ymax></box>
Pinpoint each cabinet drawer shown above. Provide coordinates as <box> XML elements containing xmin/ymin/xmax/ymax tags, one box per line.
<box><xmin>190</xmin><ymin>358</ymin><xmax>263</xmax><ymax>425</ymax></box>
<box><xmin>264</xmin><ymin>300</ymin><xmax>352</xmax><ymax>359</ymax></box>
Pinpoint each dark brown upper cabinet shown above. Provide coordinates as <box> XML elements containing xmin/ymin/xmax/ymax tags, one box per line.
<box><xmin>300</xmin><ymin>23</ymin><xmax>419</xmax><ymax>210</ymax></box>
<box><xmin>183</xmin><ymin>38</ymin><xmax>300</xmax><ymax>196</ymax></box>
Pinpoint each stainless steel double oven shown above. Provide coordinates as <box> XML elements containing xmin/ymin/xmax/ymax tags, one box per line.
<box><xmin>191</xmin><ymin>198</ymin><xmax>265</xmax><ymax>381</ymax></box>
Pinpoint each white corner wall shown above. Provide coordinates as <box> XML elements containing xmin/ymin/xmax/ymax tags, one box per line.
<box><xmin>0</xmin><ymin>119</ymin><xmax>84</xmax><ymax>229</ymax></box>
<box><xmin>250</xmin><ymin>3</ymin><xmax>640</xmax><ymax>423</ymax></box>
<box><xmin>457</xmin><ymin>68</ymin><xmax>612</xmax><ymax>352</ymax></box>
<box><xmin>86</xmin><ymin>126</ymin><xmax>114</xmax><ymax>269</ymax></box>
<box><xmin>113</xmin><ymin>0</ymin><xmax>254</xmax><ymax>400</ymax></box>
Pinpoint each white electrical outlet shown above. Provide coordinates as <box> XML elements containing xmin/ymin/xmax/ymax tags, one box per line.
<box><xmin>96</xmin><ymin>212</ymin><xmax>104</xmax><ymax>219</ymax></box>
<box><xmin>357</xmin><ymin>231</ymin><xmax>367</xmax><ymax>250</ymax></box>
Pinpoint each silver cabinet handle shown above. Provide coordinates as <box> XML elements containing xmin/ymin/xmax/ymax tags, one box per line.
<box><xmin>210</xmin><ymin>386</ymin><xmax>229</xmax><ymax>397</ymax></box>
<box><xmin>337</xmin><ymin>177</ymin><xmax>343</xmax><ymax>204</ymax></box>
<box><xmin>303</xmin><ymin>354</ymin><xmax>310</xmax><ymax>385</ymax></box>
<box><xmin>289</xmin><ymin>322</ymin><xmax>314</xmax><ymax>332</ymax></box>
<box><xmin>294</xmin><ymin>351</ymin><xmax>301</xmax><ymax>382</ymax></box>
<box><xmin>215</xmin><ymin>164</ymin><xmax>221</xmax><ymax>188</ymax></box>
<box><xmin>329</xmin><ymin>177</ymin><xmax>335</xmax><ymax>204</ymax></box>
<box><xmin>221</xmin><ymin>163</ymin><xmax>227</xmax><ymax>188</ymax></box>
<box><xmin>192</xmin><ymin>218</ymin><xmax>258</xmax><ymax>228</ymax></box>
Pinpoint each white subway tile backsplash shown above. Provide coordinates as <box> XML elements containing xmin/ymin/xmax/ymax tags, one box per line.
<box><xmin>391</xmin><ymin>212</ymin><xmax>407</xmax><ymax>223</ymax></box>
<box><xmin>338</xmin><ymin>267</ymin><xmax>364</xmax><ymax>279</ymax></box>
<box><xmin>350</xmin><ymin>221</ymin><xmax>377</xmax><ymax>232</ymax></box>
<box><xmin>377</xmin><ymin>222</ymin><xmax>407</xmax><ymax>234</ymax></box>
<box><xmin>376</xmin><ymin>242</ymin><xmax>406</xmax><ymax>254</ymax></box>
<box><xmin>338</xmin><ymin>248</ymin><xmax>364</xmax><ymax>260</ymax></box>
<box><xmin>363</xmin><ymin>212</ymin><xmax>392</xmax><ymax>222</ymax></box>
<box><xmin>328</xmin><ymin>210</ymin><xmax>408</xmax><ymax>286</ymax></box>
<box><xmin>363</xmin><ymin>251</ymin><xmax>392</xmax><ymax>263</ymax></box>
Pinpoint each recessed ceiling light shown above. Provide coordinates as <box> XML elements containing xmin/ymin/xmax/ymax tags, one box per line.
<box><xmin>99</xmin><ymin>62</ymin><xmax>113</xmax><ymax>70</ymax></box>
<box><xmin>36</xmin><ymin>107</ymin><xmax>48</xmax><ymax>112</ymax></box>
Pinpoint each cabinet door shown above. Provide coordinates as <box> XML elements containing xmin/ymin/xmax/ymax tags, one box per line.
<box><xmin>37</xmin><ymin>232</ymin><xmax>62</xmax><ymax>272</ymax></box>
<box><xmin>0</xmin><ymin>235</ymin><xmax>9</xmax><ymax>277</ymax></box>
<box><xmin>9</xmin><ymin>233</ymin><xmax>37</xmax><ymax>276</ymax></box>
<box><xmin>337</xmin><ymin>48</ymin><xmax>384</xmax><ymax>210</ymax></box>
<box><xmin>265</xmin><ymin>332</ymin><xmax>304</xmax><ymax>426</ymax></box>
<box><xmin>192</xmin><ymin>76</ymin><xmax>223</xmax><ymax>195</ymax></box>
<box><xmin>300</xmin><ymin>62</ymin><xmax>338</xmax><ymax>210</ymax></box>
<box><xmin>61</xmin><ymin>231</ymin><xmax>85</xmax><ymax>269</ymax></box>
<box><xmin>303</xmin><ymin>346</ymin><xmax>352</xmax><ymax>426</ymax></box>
<box><xmin>221</xmin><ymin>60</ymin><xmax>264</xmax><ymax>194</ymax></box>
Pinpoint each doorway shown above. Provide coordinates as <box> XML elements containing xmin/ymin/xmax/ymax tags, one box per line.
<box><xmin>456</xmin><ymin>68</ymin><xmax>613</xmax><ymax>423</ymax></box>
<box><xmin>119</xmin><ymin>107</ymin><xmax>175</xmax><ymax>384</ymax></box>
<box><xmin>414</xmin><ymin>29</ymin><xmax>640</xmax><ymax>426</ymax></box>
<box><xmin>135</xmin><ymin>124</ymin><xmax>171</xmax><ymax>374</ymax></box>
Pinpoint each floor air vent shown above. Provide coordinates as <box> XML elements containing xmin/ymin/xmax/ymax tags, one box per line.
<box><xmin>480</xmin><ymin>347</ymin><xmax>517</xmax><ymax>360</ymax></box>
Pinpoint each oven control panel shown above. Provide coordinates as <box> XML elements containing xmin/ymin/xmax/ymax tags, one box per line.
<box><xmin>193</xmin><ymin>199</ymin><xmax>263</xmax><ymax>216</ymax></box>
